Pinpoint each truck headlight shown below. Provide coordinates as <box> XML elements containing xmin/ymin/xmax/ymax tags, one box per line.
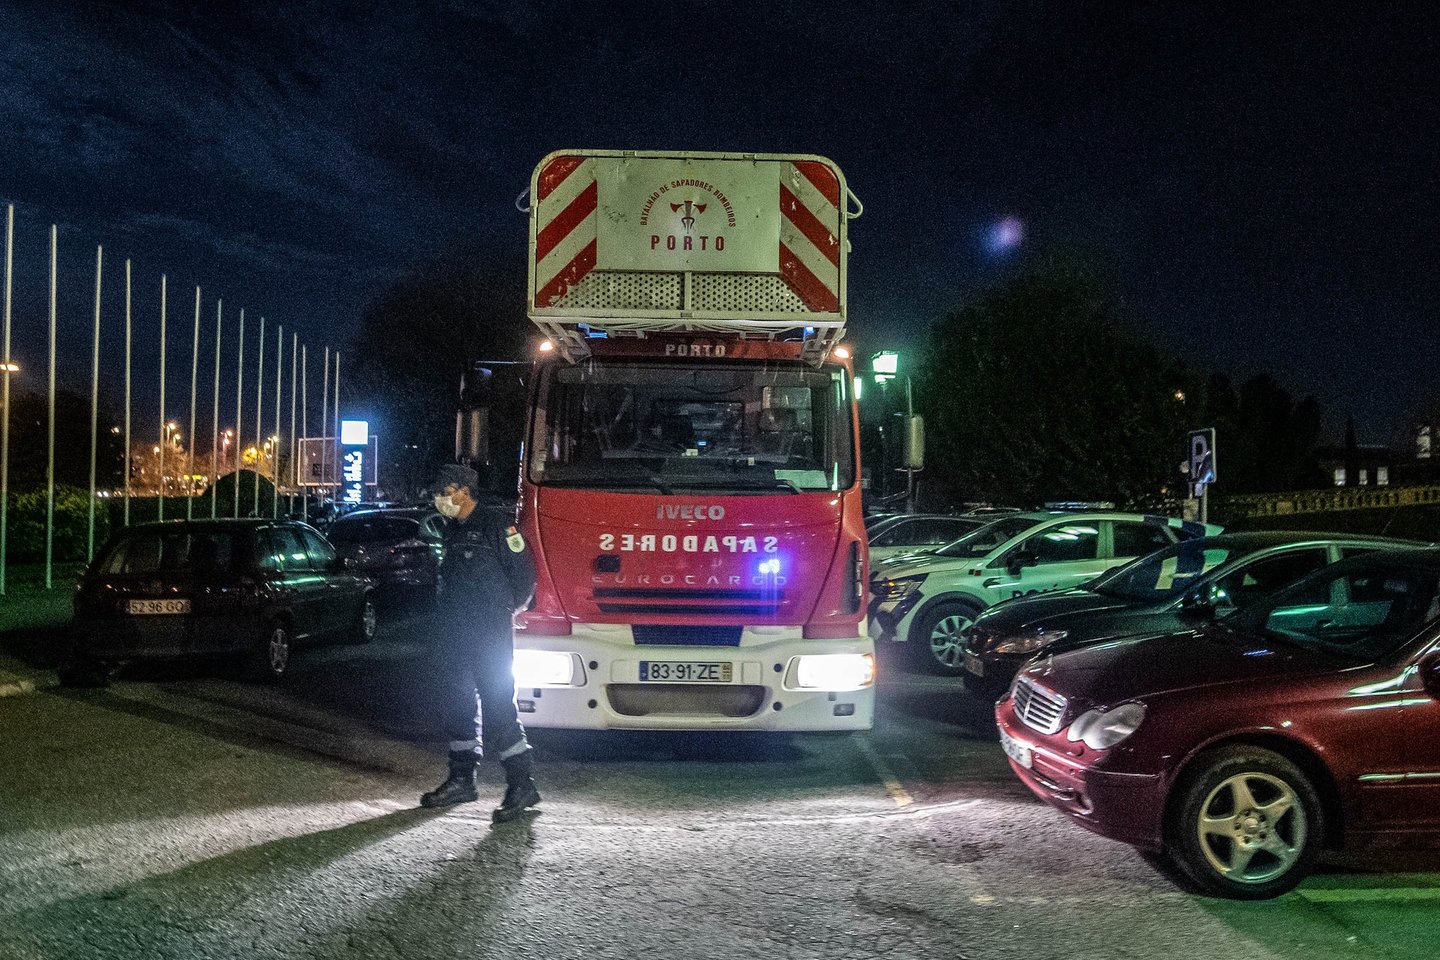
<box><xmin>794</xmin><ymin>653</ymin><xmax>876</xmax><ymax>691</ymax></box>
<box><xmin>513</xmin><ymin>650</ymin><xmax>575</xmax><ymax>687</ymax></box>
<box><xmin>993</xmin><ymin>629</ymin><xmax>1068</xmax><ymax>655</ymax></box>
<box><xmin>1065</xmin><ymin>702</ymin><xmax>1146</xmax><ymax>751</ymax></box>
<box><xmin>874</xmin><ymin>575</ymin><xmax>925</xmax><ymax>602</ymax></box>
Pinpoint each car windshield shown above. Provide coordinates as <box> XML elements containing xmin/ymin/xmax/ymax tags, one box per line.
<box><xmin>934</xmin><ymin>516</ymin><xmax>1039</xmax><ymax>559</ymax></box>
<box><xmin>329</xmin><ymin>516</ymin><xmax>418</xmax><ymax>544</ymax></box>
<box><xmin>98</xmin><ymin>530</ymin><xmax>239</xmax><ymax>575</ymax></box>
<box><xmin>1091</xmin><ymin>540</ymin><xmax>1243</xmax><ymax>601</ymax></box>
<box><xmin>1231</xmin><ymin>561</ymin><xmax>1440</xmax><ymax>660</ymax></box>
<box><xmin>527</xmin><ymin>359</ymin><xmax>855</xmax><ymax>493</ymax></box>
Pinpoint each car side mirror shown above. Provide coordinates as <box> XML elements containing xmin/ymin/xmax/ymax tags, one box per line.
<box><xmin>1180</xmin><ymin>583</ymin><xmax>1220</xmax><ymax>618</ymax></box>
<box><xmin>1006</xmin><ymin>550</ymin><xmax>1038</xmax><ymax>576</ymax></box>
<box><xmin>1420</xmin><ymin>651</ymin><xmax>1440</xmax><ymax>700</ymax></box>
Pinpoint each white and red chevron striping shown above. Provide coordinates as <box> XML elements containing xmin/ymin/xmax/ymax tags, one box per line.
<box><xmin>533</xmin><ymin>155</ymin><xmax>598</xmax><ymax>308</ymax></box>
<box><xmin>533</xmin><ymin>154</ymin><xmax>843</xmax><ymax>315</ymax></box>
<box><xmin>778</xmin><ymin>160</ymin><xmax>842</xmax><ymax>314</ymax></box>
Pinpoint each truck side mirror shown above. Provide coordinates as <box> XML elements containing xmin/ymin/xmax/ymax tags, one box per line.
<box><xmin>902</xmin><ymin>415</ymin><xmax>925</xmax><ymax>470</ymax></box>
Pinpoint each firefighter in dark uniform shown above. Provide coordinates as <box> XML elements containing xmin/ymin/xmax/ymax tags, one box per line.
<box><xmin>420</xmin><ymin>464</ymin><xmax>541</xmax><ymax>822</ymax></box>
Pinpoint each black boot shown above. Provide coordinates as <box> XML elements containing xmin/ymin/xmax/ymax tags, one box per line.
<box><xmin>420</xmin><ymin>751</ymin><xmax>479</xmax><ymax>808</ymax></box>
<box><xmin>492</xmin><ymin>751</ymin><xmax>541</xmax><ymax>823</ymax></box>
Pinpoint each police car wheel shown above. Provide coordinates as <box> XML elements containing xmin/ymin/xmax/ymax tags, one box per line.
<box><xmin>911</xmin><ymin>600</ymin><xmax>981</xmax><ymax>676</ymax></box>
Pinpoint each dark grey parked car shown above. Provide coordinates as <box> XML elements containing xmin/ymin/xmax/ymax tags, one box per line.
<box><xmin>326</xmin><ymin>508</ymin><xmax>447</xmax><ymax>601</ymax></box>
<box><xmin>64</xmin><ymin>518</ymin><xmax>377</xmax><ymax>684</ymax></box>
<box><xmin>958</xmin><ymin>531</ymin><xmax>1426</xmax><ymax>698</ymax></box>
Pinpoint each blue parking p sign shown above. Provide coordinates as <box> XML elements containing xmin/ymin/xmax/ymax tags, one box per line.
<box><xmin>1188</xmin><ymin>428</ymin><xmax>1217</xmax><ymax>498</ymax></box>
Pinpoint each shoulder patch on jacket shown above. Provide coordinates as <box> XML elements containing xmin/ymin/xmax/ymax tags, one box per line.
<box><xmin>505</xmin><ymin>526</ymin><xmax>526</xmax><ymax>553</ymax></box>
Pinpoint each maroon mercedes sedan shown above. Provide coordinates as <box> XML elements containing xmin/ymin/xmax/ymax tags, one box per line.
<box><xmin>995</xmin><ymin>547</ymin><xmax>1440</xmax><ymax>899</ymax></box>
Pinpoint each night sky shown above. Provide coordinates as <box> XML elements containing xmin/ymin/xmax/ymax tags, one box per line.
<box><xmin>2</xmin><ymin>1</ymin><xmax>1435</xmax><ymax>444</ymax></box>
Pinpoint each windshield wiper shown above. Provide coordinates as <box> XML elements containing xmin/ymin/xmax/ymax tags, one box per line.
<box><xmin>557</xmin><ymin>476</ymin><xmax>674</xmax><ymax>495</ymax></box>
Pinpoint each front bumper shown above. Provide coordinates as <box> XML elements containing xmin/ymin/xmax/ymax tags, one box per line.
<box><xmin>994</xmin><ymin>697</ymin><xmax>1166</xmax><ymax>851</ymax></box>
<box><xmin>68</xmin><ymin>617</ymin><xmax>252</xmax><ymax>662</ymax></box>
<box><xmin>513</xmin><ymin>623</ymin><xmax>875</xmax><ymax>731</ymax></box>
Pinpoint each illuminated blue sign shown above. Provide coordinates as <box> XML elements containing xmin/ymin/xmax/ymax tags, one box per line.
<box><xmin>340</xmin><ymin>419</ymin><xmax>369</xmax><ymax>504</ymax></box>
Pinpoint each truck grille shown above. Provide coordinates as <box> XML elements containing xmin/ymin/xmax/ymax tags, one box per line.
<box><xmin>593</xmin><ymin>587</ymin><xmax>781</xmax><ymax>617</ymax></box>
<box><xmin>632</xmin><ymin>625</ymin><xmax>742</xmax><ymax>647</ymax></box>
<box><xmin>1013</xmin><ymin>676</ymin><xmax>1068</xmax><ymax>735</ymax></box>
<box><xmin>607</xmin><ymin>684</ymin><xmax>767</xmax><ymax>718</ymax></box>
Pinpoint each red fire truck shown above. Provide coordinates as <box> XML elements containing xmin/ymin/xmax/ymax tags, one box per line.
<box><xmin>509</xmin><ymin>150</ymin><xmax>873</xmax><ymax>730</ymax></box>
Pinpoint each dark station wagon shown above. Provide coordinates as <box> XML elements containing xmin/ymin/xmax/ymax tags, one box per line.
<box><xmin>64</xmin><ymin>519</ymin><xmax>377</xmax><ymax>684</ymax></box>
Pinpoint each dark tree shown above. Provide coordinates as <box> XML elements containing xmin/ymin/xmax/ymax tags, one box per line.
<box><xmin>913</xmin><ymin>263</ymin><xmax>1194</xmax><ymax>507</ymax></box>
<box><xmin>4</xmin><ymin>388</ymin><xmax>124</xmax><ymax>489</ymax></box>
<box><xmin>343</xmin><ymin>248</ymin><xmax>532</xmax><ymax>499</ymax></box>
<box><xmin>1200</xmin><ymin>374</ymin><xmax>1324</xmax><ymax>493</ymax></box>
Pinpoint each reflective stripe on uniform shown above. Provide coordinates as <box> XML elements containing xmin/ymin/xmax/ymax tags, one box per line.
<box><xmin>448</xmin><ymin>739</ymin><xmax>480</xmax><ymax>753</ymax></box>
<box><xmin>497</xmin><ymin>737</ymin><xmax>530</xmax><ymax>761</ymax></box>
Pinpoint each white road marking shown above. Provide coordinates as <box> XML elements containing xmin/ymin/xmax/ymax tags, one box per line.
<box><xmin>1299</xmin><ymin>886</ymin><xmax>1440</xmax><ymax>903</ymax></box>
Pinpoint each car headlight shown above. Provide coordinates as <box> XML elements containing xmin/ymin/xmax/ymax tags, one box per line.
<box><xmin>992</xmin><ymin>628</ymin><xmax>1068</xmax><ymax>655</ymax></box>
<box><xmin>1065</xmin><ymin>702</ymin><xmax>1146</xmax><ymax>751</ymax></box>
<box><xmin>873</xmin><ymin>575</ymin><xmax>926</xmax><ymax>601</ymax></box>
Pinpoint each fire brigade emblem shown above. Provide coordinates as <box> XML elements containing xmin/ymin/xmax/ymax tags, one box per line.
<box><xmin>506</xmin><ymin>526</ymin><xmax>526</xmax><ymax>553</ymax></box>
<box><xmin>670</xmin><ymin>199</ymin><xmax>707</xmax><ymax>233</ymax></box>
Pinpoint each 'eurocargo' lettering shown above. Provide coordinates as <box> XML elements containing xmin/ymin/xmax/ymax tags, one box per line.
<box><xmin>599</xmin><ymin>533</ymin><xmax>778</xmax><ymax>554</ymax></box>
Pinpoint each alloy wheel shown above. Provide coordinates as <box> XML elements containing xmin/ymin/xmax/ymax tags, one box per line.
<box><xmin>268</xmin><ymin>625</ymin><xmax>291</xmax><ymax>675</ymax></box>
<box><xmin>1196</xmin><ymin>771</ymin><xmax>1305</xmax><ymax>884</ymax></box>
<box><xmin>929</xmin><ymin>612</ymin><xmax>974</xmax><ymax>668</ymax></box>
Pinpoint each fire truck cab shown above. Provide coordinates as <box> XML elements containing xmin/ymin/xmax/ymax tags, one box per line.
<box><xmin>511</xmin><ymin>150</ymin><xmax>873</xmax><ymax>731</ymax></box>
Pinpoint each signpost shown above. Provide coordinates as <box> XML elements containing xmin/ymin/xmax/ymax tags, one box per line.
<box><xmin>1188</xmin><ymin>428</ymin><xmax>1217</xmax><ymax>523</ymax></box>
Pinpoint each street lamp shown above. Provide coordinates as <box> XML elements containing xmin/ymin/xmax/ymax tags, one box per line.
<box><xmin>872</xmin><ymin>350</ymin><xmax>899</xmax><ymax>384</ymax></box>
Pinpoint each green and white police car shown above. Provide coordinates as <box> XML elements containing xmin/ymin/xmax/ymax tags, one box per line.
<box><xmin>868</xmin><ymin>511</ymin><xmax>1217</xmax><ymax>674</ymax></box>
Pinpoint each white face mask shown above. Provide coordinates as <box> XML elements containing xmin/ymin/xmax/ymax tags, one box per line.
<box><xmin>433</xmin><ymin>494</ymin><xmax>461</xmax><ymax>518</ymax></box>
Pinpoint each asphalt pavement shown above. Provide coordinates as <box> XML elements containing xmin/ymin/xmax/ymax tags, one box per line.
<box><xmin>1</xmin><ymin>602</ymin><xmax>1438</xmax><ymax>959</ymax></box>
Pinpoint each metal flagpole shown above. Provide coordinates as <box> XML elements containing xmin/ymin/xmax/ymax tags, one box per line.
<box><xmin>0</xmin><ymin>205</ymin><xmax>13</xmax><ymax>596</ymax></box>
<box><xmin>273</xmin><ymin>325</ymin><xmax>282</xmax><ymax>518</ymax></box>
<box><xmin>157</xmin><ymin>274</ymin><xmax>167</xmax><ymax>521</ymax></box>
<box><xmin>123</xmin><ymin>260</ymin><xmax>131</xmax><ymax>525</ymax></box>
<box><xmin>211</xmin><ymin>300</ymin><xmax>221</xmax><ymax>518</ymax></box>
<box><xmin>87</xmin><ymin>245</ymin><xmax>102</xmax><ymax>562</ymax></box>
<box><xmin>233</xmin><ymin>309</ymin><xmax>244</xmax><ymax>518</ymax></box>
<box><xmin>289</xmin><ymin>332</ymin><xmax>297</xmax><ymax>517</ymax></box>
<box><xmin>301</xmin><ymin>344</ymin><xmax>308</xmax><ymax>521</ymax></box>
<box><xmin>253</xmin><ymin>316</ymin><xmax>264</xmax><ymax>511</ymax></box>
<box><xmin>187</xmin><ymin>287</ymin><xmax>199</xmax><ymax>519</ymax></box>
<box><xmin>333</xmin><ymin>351</ymin><xmax>341</xmax><ymax>503</ymax></box>
<box><xmin>45</xmin><ymin>225</ymin><xmax>56</xmax><ymax>589</ymax></box>
<box><xmin>320</xmin><ymin>345</ymin><xmax>329</xmax><ymax>506</ymax></box>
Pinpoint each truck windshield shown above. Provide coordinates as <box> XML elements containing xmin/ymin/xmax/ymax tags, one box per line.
<box><xmin>528</xmin><ymin>360</ymin><xmax>855</xmax><ymax>493</ymax></box>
